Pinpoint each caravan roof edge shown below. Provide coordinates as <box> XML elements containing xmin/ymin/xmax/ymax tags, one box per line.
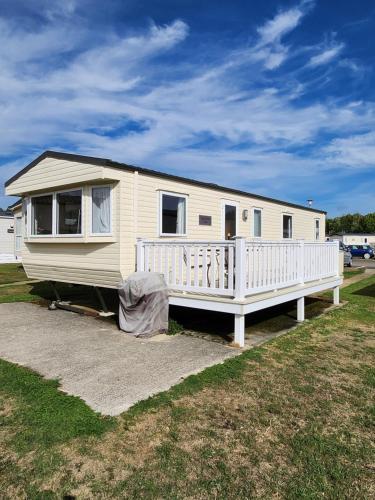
<box><xmin>4</xmin><ymin>150</ymin><xmax>327</xmax><ymax>215</ymax></box>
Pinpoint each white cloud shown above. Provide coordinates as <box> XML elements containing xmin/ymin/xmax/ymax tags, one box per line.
<box><xmin>325</xmin><ymin>132</ymin><xmax>375</xmax><ymax>167</ymax></box>
<box><xmin>308</xmin><ymin>42</ymin><xmax>344</xmax><ymax>67</ymax></box>
<box><xmin>44</xmin><ymin>0</ymin><xmax>78</xmax><ymax>20</ymax></box>
<box><xmin>250</xmin><ymin>2</ymin><xmax>312</xmax><ymax>70</ymax></box>
<box><xmin>257</xmin><ymin>7</ymin><xmax>304</xmax><ymax>44</ymax></box>
<box><xmin>250</xmin><ymin>44</ymin><xmax>289</xmax><ymax>70</ymax></box>
<box><xmin>0</xmin><ymin>19</ymin><xmax>81</xmax><ymax>64</ymax></box>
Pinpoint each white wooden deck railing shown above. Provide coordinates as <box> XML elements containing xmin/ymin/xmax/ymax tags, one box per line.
<box><xmin>136</xmin><ymin>238</ymin><xmax>340</xmax><ymax>299</ymax></box>
<box><xmin>244</xmin><ymin>240</ymin><xmax>339</xmax><ymax>295</ymax></box>
<box><xmin>137</xmin><ymin>240</ymin><xmax>236</xmax><ymax>295</ymax></box>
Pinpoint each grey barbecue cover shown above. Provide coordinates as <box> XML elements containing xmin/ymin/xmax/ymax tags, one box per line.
<box><xmin>118</xmin><ymin>272</ymin><xmax>169</xmax><ymax>337</ymax></box>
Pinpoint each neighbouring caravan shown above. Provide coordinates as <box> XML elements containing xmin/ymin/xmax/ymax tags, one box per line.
<box><xmin>5</xmin><ymin>150</ymin><xmax>326</xmax><ymax>287</ymax></box>
<box><xmin>10</xmin><ymin>200</ymin><xmax>23</xmax><ymax>261</ymax></box>
<box><xmin>329</xmin><ymin>233</ymin><xmax>375</xmax><ymax>246</ymax></box>
<box><xmin>5</xmin><ymin>151</ymin><xmax>341</xmax><ymax>346</ymax></box>
<box><xmin>0</xmin><ymin>214</ymin><xmax>15</xmax><ymax>262</ymax></box>
<box><xmin>0</xmin><ymin>201</ymin><xmax>23</xmax><ymax>263</ymax></box>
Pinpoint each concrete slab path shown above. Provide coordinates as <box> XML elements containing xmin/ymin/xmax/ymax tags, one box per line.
<box><xmin>0</xmin><ymin>302</ymin><xmax>238</xmax><ymax>416</ymax></box>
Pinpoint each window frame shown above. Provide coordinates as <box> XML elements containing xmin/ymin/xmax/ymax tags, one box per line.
<box><xmin>314</xmin><ymin>218</ymin><xmax>320</xmax><ymax>241</ymax></box>
<box><xmin>158</xmin><ymin>190</ymin><xmax>188</xmax><ymax>237</ymax></box>
<box><xmin>89</xmin><ymin>184</ymin><xmax>114</xmax><ymax>236</ymax></box>
<box><xmin>28</xmin><ymin>188</ymin><xmax>84</xmax><ymax>238</ymax></box>
<box><xmin>221</xmin><ymin>199</ymin><xmax>239</xmax><ymax>240</ymax></box>
<box><xmin>282</xmin><ymin>213</ymin><xmax>293</xmax><ymax>239</ymax></box>
<box><xmin>251</xmin><ymin>207</ymin><xmax>263</xmax><ymax>238</ymax></box>
<box><xmin>29</xmin><ymin>191</ymin><xmax>55</xmax><ymax>237</ymax></box>
<box><xmin>55</xmin><ymin>188</ymin><xmax>83</xmax><ymax>237</ymax></box>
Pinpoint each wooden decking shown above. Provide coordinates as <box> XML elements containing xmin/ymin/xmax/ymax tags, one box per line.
<box><xmin>137</xmin><ymin>238</ymin><xmax>342</xmax><ymax>347</ymax></box>
<box><xmin>168</xmin><ymin>275</ymin><xmax>342</xmax><ymax>347</ymax></box>
<box><xmin>169</xmin><ymin>275</ymin><xmax>342</xmax><ymax>308</ymax></box>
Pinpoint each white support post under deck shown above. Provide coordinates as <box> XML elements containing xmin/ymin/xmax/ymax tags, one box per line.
<box><xmin>333</xmin><ymin>286</ymin><xmax>340</xmax><ymax>305</ymax></box>
<box><xmin>234</xmin><ymin>236</ymin><xmax>246</xmax><ymax>300</ymax></box>
<box><xmin>234</xmin><ymin>314</ymin><xmax>245</xmax><ymax>348</ymax></box>
<box><xmin>297</xmin><ymin>296</ymin><xmax>305</xmax><ymax>322</ymax></box>
<box><xmin>233</xmin><ymin>237</ymin><xmax>246</xmax><ymax>347</ymax></box>
<box><xmin>136</xmin><ymin>238</ymin><xmax>145</xmax><ymax>272</ymax></box>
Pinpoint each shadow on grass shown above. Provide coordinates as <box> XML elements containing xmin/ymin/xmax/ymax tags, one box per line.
<box><xmin>353</xmin><ymin>283</ymin><xmax>375</xmax><ymax>298</ymax></box>
<box><xmin>170</xmin><ymin>296</ymin><xmax>332</xmax><ymax>342</ymax></box>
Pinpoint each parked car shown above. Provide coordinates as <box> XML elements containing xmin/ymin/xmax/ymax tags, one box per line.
<box><xmin>347</xmin><ymin>244</ymin><xmax>374</xmax><ymax>259</ymax></box>
<box><xmin>339</xmin><ymin>241</ymin><xmax>353</xmax><ymax>267</ymax></box>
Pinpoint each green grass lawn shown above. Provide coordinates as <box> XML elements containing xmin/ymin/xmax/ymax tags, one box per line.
<box><xmin>0</xmin><ymin>273</ymin><xmax>374</xmax><ymax>498</ymax></box>
<box><xmin>0</xmin><ymin>263</ymin><xmax>29</xmax><ymax>285</ymax></box>
<box><xmin>343</xmin><ymin>267</ymin><xmax>366</xmax><ymax>280</ymax></box>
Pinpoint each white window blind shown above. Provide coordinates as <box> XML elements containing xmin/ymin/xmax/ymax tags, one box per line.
<box><xmin>92</xmin><ymin>186</ymin><xmax>111</xmax><ymax>234</ymax></box>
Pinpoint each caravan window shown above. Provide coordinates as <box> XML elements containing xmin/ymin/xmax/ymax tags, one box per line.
<box><xmin>315</xmin><ymin>219</ymin><xmax>320</xmax><ymax>240</ymax></box>
<box><xmin>253</xmin><ymin>208</ymin><xmax>262</xmax><ymax>237</ymax></box>
<box><xmin>92</xmin><ymin>186</ymin><xmax>111</xmax><ymax>234</ymax></box>
<box><xmin>160</xmin><ymin>192</ymin><xmax>187</xmax><ymax>235</ymax></box>
<box><xmin>31</xmin><ymin>195</ymin><xmax>53</xmax><ymax>235</ymax></box>
<box><xmin>56</xmin><ymin>190</ymin><xmax>82</xmax><ymax>235</ymax></box>
<box><xmin>283</xmin><ymin>214</ymin><xmax>293</xmax><ymax>239</ymax></box>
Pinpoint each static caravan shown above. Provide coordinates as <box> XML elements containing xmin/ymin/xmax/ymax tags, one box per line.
<box><xmin>0</xmin><ymin>214</ymin><xmax>16</xmax><ymax>263</ymax></box>
<box><xmin>9</xmin><ymin>200</ymin><xmax>23</xmax><ymax>261</ymax></box>
<box><xmin>5</xmin><ymin>151</ymin><xmax>342</xmax><ymax>346</ymax></box>
<box><xmin>330</xmin><ymin>233</ymin><xmax>375</xmax><ymax>246</ymax></box>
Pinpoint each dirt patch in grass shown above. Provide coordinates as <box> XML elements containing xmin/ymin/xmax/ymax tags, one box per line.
<box><xmin>0</xmin><ymin>393</ymin><xmax>16</xmax><ymax>419</ymax></box>
<box><xmin>0</xmin><ymin>395</ymin><xmax>32</xmax><ymax>499</ymax></box>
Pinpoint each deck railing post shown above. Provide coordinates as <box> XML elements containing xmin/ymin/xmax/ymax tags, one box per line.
<box><xmin>136</xmin><ymin>238</ymin><xmax>145</xmax><ymax>272</ymax></box>
<box><xmin>298</xmin><ymin>240</ymin><xmax>305</xmax><ymax>285</ymax></box>
<box><xmin>234</xmin><ymin>237</ymin><xmax>246</xmax><ymax>300</ymax></box>
<box><xmin>333</xmin><ymin>239</ymin><xmax>340</xmax><ymax>277</ymax></box>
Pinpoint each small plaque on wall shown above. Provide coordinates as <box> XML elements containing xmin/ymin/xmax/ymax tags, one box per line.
<box><xmin>199</xmin><ymin>215</ymin><xmax>212</xmax><ymax>226</ymax></box>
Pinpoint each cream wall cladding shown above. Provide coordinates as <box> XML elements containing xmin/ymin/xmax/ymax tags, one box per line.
<box><xmin>5</xmin><ymin>157</ymin><xmax>106</xmax><ymax>196</ymax></box>
<box><xmin>133</xmin><ymin>172</ymin><xmax>325</xmax><ymax>241</ymax></box>
<box><xmin>0</xmin><ymin>217</ymin><xmax>15</xmax><ymax>254</ymax></box>
<box><xmin>5</xmin><ymin>152</ymin><xmax>326</xmax><ymax>287</ymax></box>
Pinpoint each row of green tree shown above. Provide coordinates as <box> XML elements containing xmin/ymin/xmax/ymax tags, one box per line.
<box><xmin>327</xmin><ymin>212</ymin><xmax>375</xmax><ymax>235</ymax></box>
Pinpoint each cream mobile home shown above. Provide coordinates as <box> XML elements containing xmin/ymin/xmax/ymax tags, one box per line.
<box><xmin>0</xmin><ymin>214</ymin><xmax>15</xmax><ymax>262</ymax></box>
<box><xmin>5</xmin><ymin>151</ymin><xmax>342</xmax><ymax>346</ymax></box>
<box><xmin>329</xmin><ymin>233</ymin><xmax>375</xmax><ymax>246</ymax></box>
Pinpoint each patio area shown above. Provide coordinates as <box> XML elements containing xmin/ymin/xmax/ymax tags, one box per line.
<box><xmin>0</xmin><ymin>302</ymin><xmax>238</xmax><ymax>416</ymax></box>
<box><xmin>0</xmin><ymin>290</ymin><xmax>339</xmax><ymax>416</ymax></box>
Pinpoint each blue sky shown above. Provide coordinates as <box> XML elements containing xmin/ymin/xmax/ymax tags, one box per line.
<box><xmin>0</xmin><ymin>0</ymin><xmax>374</xmax><ymax>216</ymax></box>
